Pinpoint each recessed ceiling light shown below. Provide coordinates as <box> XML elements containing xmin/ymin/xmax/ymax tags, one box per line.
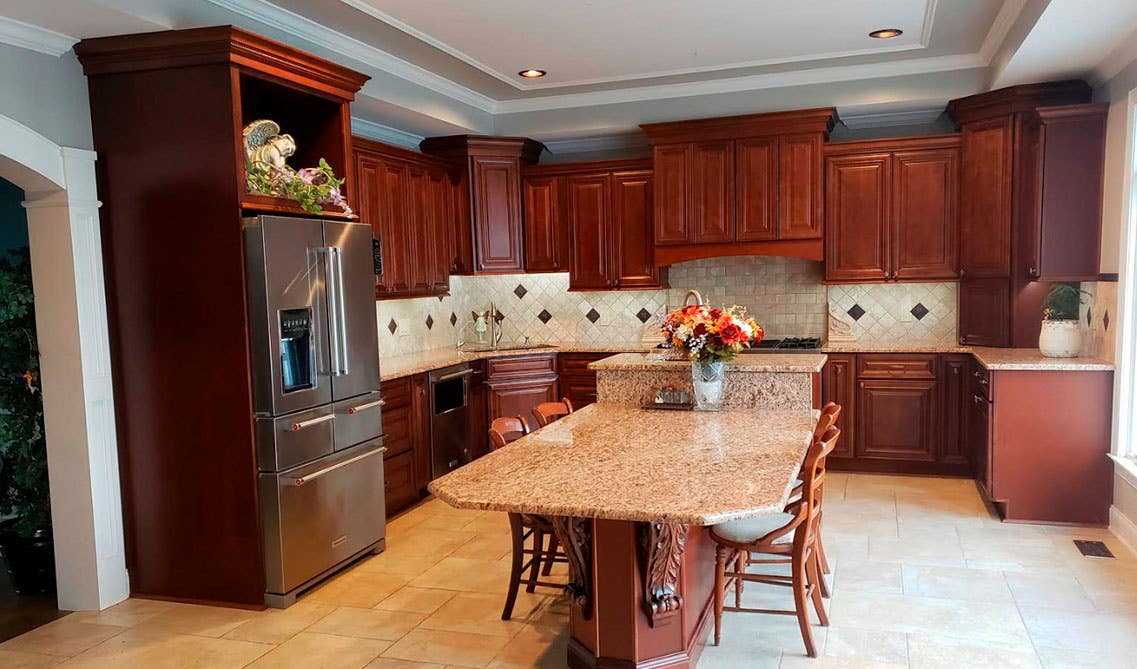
<box><xmin>869</xmin><ymin>28</ymin><xmax>903</xmax><ymax>39</ymax></box>
<box><xmin>518</xmin><ymin>69</ymin><xmax>547</xmax><ymax>79</ymax></box>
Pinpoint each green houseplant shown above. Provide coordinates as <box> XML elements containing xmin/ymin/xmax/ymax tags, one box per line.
<box><xmin>1039</xmin><ymin>283</ymin><xmax>1087</xmax><ymax>359</ymax></box>
<box><xmin>0</xmin><ymin>248</ymin><xmax>55</xmax><ymax>594</ymax></box>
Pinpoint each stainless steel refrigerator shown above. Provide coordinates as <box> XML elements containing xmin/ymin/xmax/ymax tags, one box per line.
<box><xmin>243</xmin><ymin>215</ymin><xmax>384</xmax><ymax>607</ymax></box>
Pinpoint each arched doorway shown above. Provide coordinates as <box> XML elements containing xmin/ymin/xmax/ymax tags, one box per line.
<box><xmin>0</xmin><ymin>114</ymin><xmax>127</xmax><ymax>611</ymax></box>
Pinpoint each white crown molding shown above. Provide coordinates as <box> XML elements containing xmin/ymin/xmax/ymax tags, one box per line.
<box><xmin>334</xmin><ymin>0</ymin><xmax>937</xmax><ymax>92</ymax></box>
<box><xmin>838</xmin><ymin>107</ymin><xmax>946</xmax><ymax>129</ymax></box>
<box><xmin>978</xmin><ymin>0</ymin><xmax>1027</xmax><ymax>62</ymax></box>
<box><xmin>0</xmin><ymin>16</ymin><xmax>77</xmax><ymax>57</ymax></box>
<box><xmin>204</xmin><ymin>0</ymin><xmax>497</xmax><ymax>113</ymax></box>
<box><xmin>494</xmin><ymin>53</ymin><xmax>987</xmax><ymax>114</ymax></box>
<box><xmin>351</xmin><ymin>117</ymin><xmax>424</xmax><ymax>150</ymax></box>
<box><xmin>542</xmin><ymin>133</ymin><xmax>649</xmax><ymax>156</ymax></box>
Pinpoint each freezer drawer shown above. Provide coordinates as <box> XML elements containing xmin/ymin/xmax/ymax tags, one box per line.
<box><xmin>255</xmin><ymin>406</ymin><xmax>335</xmax><ymax>472</ymax></box>
<box><xmin>332</xmin><ymin>392</ymin><xmax>384</xmax><ymax>451</ymax></box>
<box><xmin>260</xmin><ymin>440</ymin><xmax>386</xmax><ymax>598</ymax></box>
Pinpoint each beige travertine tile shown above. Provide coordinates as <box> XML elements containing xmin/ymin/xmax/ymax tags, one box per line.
<box><xmin>381</xmin><ymin>629</ymin><xmax>511</xmax><ymax>668</ymax></box>
<box><xmin>305</xmin><ymin>571</ymin><xmax>410</xmax><ymax>608</ymax></box>
<box><xmin>832</xmin><ymin>560</ymin><xmax>903</xmax><ymax>594</ymax></box>
<box><xmin>1005</xmin><ymin>573</ymin><xmax>1096</xmax><ymax>612</ymax></box>
<box><xmin>828</xmin><ymin>591</ymin><xmax>1032</xmax><ymax>648</ymax></box>
<box><xmin>419</xmin><ymin>592</ymin><xmax>542</xmax><ymax>637</ymax></box>
<box><xmin>779</xmin><ymin>657</ymin><xmax>906</xmax><ymax>668</ymax></box>
<box><xmin>868</xmin><ymin>532</ymin><xmax>965</xmax><ymax>567</ymax></box>
<box><xmin>54</xmin><ymin>628</ymin><xmax>272</xmax><ymax>668</ymax></box>
<box><xmin>0</xmin><ymin>650</ymin><xmax>64</xmax><ymax>667</ymax></box>
<box><xmin>363</xmin><ymin>659</ymin><xmax>445</xmax><ymax>669</ymax></box>
<box><xmin>449</xmin><ymin>532</ymin><xmax>513</xmax><ymax>561</ymax></box>
<box><xmin>408</xmin><ymin>557</ymin><xmax>514</xmax><ymax>593</ymax></box>
<box><xmin>307</xmin><ymin>607</ymin><xmax>425</xmax><ymax>641</ymax></box>
<box><xmin>1034</xmin><ymin>647</ymin><xmax>1136</xmax><ymax>668</ymax></box>
<box><xmin>222</xmin><ymin>600</ymin><xmax>335</xmax><ymax>645</ymax></box>
<box><xmin>130</xmin><ymin>603</ymin><xmax>259</xmax><ymax>638</ymax></box>
<box><xmin>0</xmin><ymin>620</ymin><xmax>123</xmax><ymax>657</ymax></box>
<box><xmin>485</xmin><ymin>624</ymin><xmax>568</xmax><ymax>669</ymax></box>
<box><xmin>244</xmin><ymin>632</ymin><xmax>388</xmax><ymax>669</ymax></box>
<box><xmin>900</xmin><ymin>565</ymin><xmax>1014</xmax><ymax>603</ymax></box>
<box><xmin>62</xmin><ymin>599</ymin><xmax>175</xmax><ymax>628</ymax></box>
<box><xmin>822</xmin><ymin>627</ymin><xmax>907</xmax><ymax>664</ymax></box>
<box><xmin>375</xmin><ymin>587</ymin><xmax>456</xmax><ymax>615</ymax></box>
<box><xmin>354</xmin><ymin>547</ymin><xmax>449</xmax><ymax>577</ymax></box>
<box><xmin>906</xmin><ymin>632</ymin><xmax>1042</xmax><ymax>668</ymax></box>
<box><xmin>1019</xmin><ymin>606</ymin><xmax>1137</xmax><ymax>655</ymax></box>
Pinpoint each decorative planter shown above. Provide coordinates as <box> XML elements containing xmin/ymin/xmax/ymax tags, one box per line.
<box><xmin>691</xmin><ymin>361</ymin><xmax>726</xmax><ymax>411</ymax></box>
<box><xmin>1039</xmin><ymin>319</ymin><xmax>1082</xmax><ymax>358</ymax></box>
<box><xmin>0</xmin><ymin>528</ymin><xmax>56</xmax><ymax>596</ymax></box>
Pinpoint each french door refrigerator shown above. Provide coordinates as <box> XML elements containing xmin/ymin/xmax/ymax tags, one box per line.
<box><xmin>243</xmin><ymin>215</ymin><xmax>384</xmax><ymax>607</ymax></box>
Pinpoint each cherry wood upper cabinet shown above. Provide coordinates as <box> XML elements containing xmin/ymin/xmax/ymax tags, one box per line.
<box><xmin>427</xmin><ymin>167</ymin><xmax>454</xmax><ymax>292</ymax></box>
<box><xmin>420</xmin><ymin>135</ymin><xmax>544</xmax><ymax>274</ymax></box>
<box><xmin>824</xmin><ymin>136</ymin><xmax>960</xmax><ymax>283</ymax></box>
<box><xmin>611</xmin><ymin>170</ymin><xmax>659</xmax><ymax>288</ymax></box>
<box><xmin>652</xmin><ymin>144</ymin><xmax>691</xmax><ymax>244</ymax></box>
<box><xmin>689</xmin><ymin>140</ymin><xmax>735</xmax><ymax>243</ymax></box>
<box><xmin>567</xmin><ymin>174</ymin><xmax>612</xmax><ymax>290</ymax></box>
<box><xmin>377</xmin><ymin>159</ymin><xmax>412</xmax><ymax>294</ymax></box>
<box><xmin>406</xmin><ymin>164</ymin><xmax>435</xmax><ymax>293</ymax></box>
<box><xmin>824</xmin><ymin>153</ymin><xmax>891</xmax><ymax>282</ymax></box>
<box><xmin>892</xmin><ymin>148</ymin><xmax>959</xmax><ymax>279</ymax></box>
<box><xmin>735</xmin><ymin>137</ymin><xmax>778</xmax><ymax>241</ymax></box>
<box><xmin>521</xmin><ymin>175</ymin><xmax>567</xmax><ymax>272</ymax></box>
<box><xmin>778</xmin><ymin>134</ymin><xmax>824</xmax><ymax>239</ymax></box>
<box><xmin>958</xmin><ymin>278</ymin><xmax>1010</xmax><ymax>347</ymax></box>
<box><xmin>958</xmin><ymin>117</ymin><xmax>1014</xmax><ymax>279</ymax></box>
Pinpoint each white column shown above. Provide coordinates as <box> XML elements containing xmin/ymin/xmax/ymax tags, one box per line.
<box><xmin>22</xmin><ymin>147</ymin><xmax>128</xmax><ymax>611</ymax></box>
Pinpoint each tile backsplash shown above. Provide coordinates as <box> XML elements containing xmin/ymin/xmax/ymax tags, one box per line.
<box><xmin>375</xmin><ymin>257</ymin><xmax>963</xmax><ymax>358</ymax></box>
<box><xmin>1082</xmin><ymin>281</ymin><xmax>1117</xmax><ymax>362</ymax></box>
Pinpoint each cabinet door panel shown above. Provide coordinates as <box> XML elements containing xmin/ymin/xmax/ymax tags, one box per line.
<box><xmin>428</xmin><ymin>167</ymin><xmax>453</xmax><ymax>292</ymax></box>
<box><xmin>824</xmin><ymin>153</ymin><xmax>890</xmax><ymax>282</ymax></box>
<box><xmin>893</xmin><ymin>148</ymin><xmax>959</xmax><ymax>280</ymax></box>
<box><xmin>383</xmin><ymin>450</ymin><xmax>420</xmax><ymax>516</ymax></box>
<box><xmin>940</xmin><ymin>355</ymin><xmax>971</xmax><ymax>467</ymax></box>
<box><xmin>959</xmin><ymin>117</ymin><xmax>1013</xmax><ymax>278</ymax></box>
<box><xmin>567</xmin><ymin>174</ymin><xmax>612</xmax><ymax>289</ymax></box>
<box><xmin>406</xmin><ymin>165</ymin><xmax>434</xmax><ymax>293</ymax></box>
<box><xmin>689</xmin><ymin>140</ymin><xmax>735</xmax><ymax>243</ymax></box>
<box><xmin>355</xmin><ymin>156</ymin><xmax>385</xmax><ymax>293</ymax></box>
<box><xmin>779</xmin><ymin>134</ymin><xmax>823</xmax><ymax>239</ymax></box>
<box><xmin>471</xmin><ymin>156</ymin><xmax>524</xmax><ymax>272</ymax></box>
<box><xmin>967</xmin><ymin>374</ymin><xmax>993</xmax><ymax>499</ymax></box>
<box><xmin>736</xmin><ymin>137</ymin><xmax>779</xmax><ymax>241</ymax></box>
<box><xmin>611</xmin><ymin>170</ymin><xmax>659</xmax><ymax>288</ymax></box>
<box><xmin>855</xmin><ymin>379</ymin><xmax>937</xmax><ymax>462</ymax></box>
<box><xmin>821</xmin><ymin>354</ymin><xmax>856</xmax><ymax>458</ymax></box>
<box><xmin>653</xmin><ymin>145</ymin><xmax>690</xmax><ymax>244</ymax></box>
<box><xmin>958</xmin><ymin>278</ymin><xmax>1010</xmax><ymax>347</ymax></box>
<box><xmin>487</xmin><ymin>378</ymin><xmax>558</xmax><ymax>425</ymax></box>
<box><xmin>410</xmin><ymin>373</ymin><xmax>431</xmax><ymax>490</ymax></box>
<box><xmin>522</xmin><ymin>175</ymin><xmax>566</xmax><ymax>272</ymax></box>
<box><xmin>377</xmin><ymin>159</ymin><xmax>411</xmax><ymax>293</ymax></box>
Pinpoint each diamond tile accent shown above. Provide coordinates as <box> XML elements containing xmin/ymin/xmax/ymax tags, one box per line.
<box><xmin>847</xmin><ymin>304</ymin><xmax>866</xmax><ymax>321</ymax></box>
<box><xmin>387</xmin><ymin>318</ymin><xmax>398</xmax><ymax>335</ymax></box>
<box><xmin>425</xmin><ymin>314</ymin><xmax>434</xmax><ymax>330</ymax></box>
<box><xmin>636</xmin><ymin>308</ymin><xmax>652</xmax><ymax>323</ymax></box>
<box><xmin>538</xmin><ymin>309</ymin><xmax>552</xmax><ymax>324</ymax></box>
<box><xmin>514</xmin><ymin>284</ymin><xmax>528</xmax><ymax>299</ymax></box>
<box><xmin>586</xmin><ymin>308</ymin><xmax>601</xmax><ymax>324</ymax></box>
<box><xmin>1086</xmin><ymin>307</ymin><xmax>1093</xmax><ymax>326</ymax></box>
<box><xmin>1104</xmin><ymin>310</ymin><xmax>1110</xmax><ymax>331</ymax></box>
<box><xmin>450</xmin><ymin>312</ymin><xmax>458</xmax><ymax>327</ymax></box>
<box><xmin>910</xmin><ymin>303</ymin><xmax>929</xmax><ymax>320</ymax></box>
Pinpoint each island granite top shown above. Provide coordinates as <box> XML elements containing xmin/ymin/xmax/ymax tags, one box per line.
<box><xmin>427</xmin><ymin>403</ymin><xmax>817</xmax><ymax>525</ymax></box>
<box><xmin>588</xmin><ymin>351</ymin><xmax>828</xmax><ymax>374</ymax></box>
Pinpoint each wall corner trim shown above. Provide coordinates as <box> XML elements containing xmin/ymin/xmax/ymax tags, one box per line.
<box><xmin>0</xmin><ymin>16</ymin><xmax>77</xmax><ymax>57</ymax></box>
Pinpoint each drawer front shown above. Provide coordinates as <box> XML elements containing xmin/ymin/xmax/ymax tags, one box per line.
<box><xmin>558</xmin><ymin>352</ymin><xmax>612</xmax><ymax>375</ymax></box>
<box><xmin>381</xmin><ymin>401</ymin><xmax>414</xmax><ymax>457</ymax></box>
<box><xmin>487</xmin><ymin>353</ymin><xmax>558</xmax><ymax>380</ymax></box>
<box><xmin>857</xmin><ymin>354</ymin><xmax>937</xmax><ymax>379</ymax></box>
<box><xmin>255</xmin><ymin>406</ymin><xmax>335</xmax><ymax>472</ymax></box>
<box><xmin>332</xmin><ymin>392</ymin><xmax>384</xmax><ymax>451</ymax></box>
<box><xmin>561</xmin><ymin>378</ymin><xmax>599</xmax><ymax>408</ymax></box>
<box><xmin>383</xmin><ymin>450</ymin><xmax>419</xmax><ymax>516</ymax></box>
<box><xmin>380</xmin><ymin>375</ymin><xmax>413</xmax><ymax>406</ymax></box>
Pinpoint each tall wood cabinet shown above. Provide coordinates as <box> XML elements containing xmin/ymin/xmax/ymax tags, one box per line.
<box><xmin>947</xmin><ymin>81</ymin><xmax>1103</xmax><ymax>347</ymax></box>
<box><xmin>76</xmin><ymin>26</ymin><xmax>369</xmax><ymax>607</ymax></box>
<box><xmin>420</xmin><ymin>135</ymin><xmax>544</xmax><ymax>274</ymax></box>
<box><xmin>824</xmin><ymin>136</ymin><xmax>960</xmax><ymax>283</ymax></box>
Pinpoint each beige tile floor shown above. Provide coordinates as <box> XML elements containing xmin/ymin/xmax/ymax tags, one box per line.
<box><xmin>1</xmin><ymin>473</ymin><xmax>1135</xmax><ymax>668</ymax></box>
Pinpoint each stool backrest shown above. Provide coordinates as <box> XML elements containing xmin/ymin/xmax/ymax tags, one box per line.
<box><xmin>489</xmin><ymin>416</ymin><xmax>530</xmax><ymax>450</ymax></box>
<box><xmin>532</xmin><ymin>398</ymin><xmax>575</xmax><ymax>427</ymax></box>
<box><xmin>800</xmin><ymin>426</ymin><xmax>841</xmax><ymax>528</ymax></box>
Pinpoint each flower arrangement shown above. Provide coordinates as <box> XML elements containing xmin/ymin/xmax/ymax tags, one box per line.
<box><xmin>661</xmin><ymin>304</ymin><xmax>764</xmax><ymax>363</ymax></box>
<box><xmin>246</xmin><ymin>158</ymin><xmax>352</xmax><ymax>216</ymax></box>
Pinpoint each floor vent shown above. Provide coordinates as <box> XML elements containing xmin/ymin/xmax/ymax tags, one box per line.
<box><xmin>1074</xmin><ymin>540</ymin><xmax>1115</xmax><ymax>558</ymax></box>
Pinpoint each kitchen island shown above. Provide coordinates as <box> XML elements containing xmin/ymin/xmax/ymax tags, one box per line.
<box><xmin>428</xmin><ymin>403</ymin><xmax>817</xmax><ymax>669</ymax></box>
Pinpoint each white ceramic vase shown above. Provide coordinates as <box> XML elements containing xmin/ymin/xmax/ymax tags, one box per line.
<box><xmin>1038</xmin><ymin>319</ymin><xmax>1082</xmax><ymax>358</ymax></box>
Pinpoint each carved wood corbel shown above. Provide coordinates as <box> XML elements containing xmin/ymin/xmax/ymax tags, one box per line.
<box><xmin>638</xmin><ymin>521</ymin><xmax>688</xmax><ymax>626</ymax></box>
<box><xmin>550</xmin><ymin>516</ymin><xmax>593</xmax><ymax>620</ymax></box>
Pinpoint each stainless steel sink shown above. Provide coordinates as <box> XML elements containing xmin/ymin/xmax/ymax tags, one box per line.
<box><xmin>460</xmin><ymin>343</ymin><xmax>557</xmax><ymax>353</ymax></box>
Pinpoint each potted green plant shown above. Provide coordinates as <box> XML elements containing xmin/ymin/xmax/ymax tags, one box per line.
<box><xmin>0</xmin><ymin>248</ymin><xmax>55</xmax><ymax>595</ymax></box>
<box><xmin>1039</xmin><ymin>284</ymin><xmax>1086</xmax><ymax>358</ymax></box>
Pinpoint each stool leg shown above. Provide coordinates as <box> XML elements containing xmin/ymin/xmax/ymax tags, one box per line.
<box><xmin>542</xmin><ymin>534</ymin><xmax>559</xmax><ymax>576</ymax></box>
<box><xmin>733</xmin><ymin>549</ymin><xmax>744</xmax><ymax>608</ymax></box>
<box><xmin>807</xmin><ymin>550</ymin><xmax>829</xmax><ymax>627</ymax></box>
<box><xmin>502</xmin><ymin>513</ymin><xmax>524</xmax><ymax>620</ymax></box>
<box><xmin>791</xmin><ymin>548</ymin><xmax>817</xmax><ymax>657</ymax></box>
<box><xmin>526</xmin><ymin>529</ymin><xmax>545</xmax><ymax>593</ymax></box>
<box><xmin>714</xmin><ymin>544</ymin><xmax>729</xmax><ymax>646</ymax></box>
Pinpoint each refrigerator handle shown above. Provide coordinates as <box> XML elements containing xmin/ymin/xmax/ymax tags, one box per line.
<box><xmin>333</xmin><ymin>246</ymin><xmax>350</xmax><ymax>376</ymax></box>
<box><xmin>324</xmin><ymin>247</ymin><xmax>342</xmax><ymax>376</ymax></box>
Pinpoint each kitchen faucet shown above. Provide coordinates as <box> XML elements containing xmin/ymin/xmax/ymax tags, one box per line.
<box><xmin>683</xmin><ymin>289</ymin><xmax>704</xmax><ymax>306</ymax></box>
<box><xmin>489</xmin><ymin>302</ymin><xmax>503</xmax><ymax>349</ymax></box>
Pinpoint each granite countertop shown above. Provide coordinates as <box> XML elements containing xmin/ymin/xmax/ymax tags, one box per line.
<box><xmin>822</xmin><ymin>344</ymin><xmax>973</xmax><ymax>354</ymax></box>
<box><xmin>379</xmin><ymin>341</ymin><xmax>656</xmax><ymax>381</ymax></box>
<box><xmin>969</xmin><ymin>347</ymin><xmax>1114</xmax><ymax>371</ymax></box>
<box><xmin>427</xmin><ymin>403</ymin><xmax>816</xmax><ymax>525</ymax></box>
<box><xmin>589</xmin><ymin>351</ymin><xmax>827</xmax><ymax>374</ymax></box>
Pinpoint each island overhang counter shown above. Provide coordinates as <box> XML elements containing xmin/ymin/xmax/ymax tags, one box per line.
<box><xmin>428</xmin><ymin>403</ymin><xmax>818</xmax><ymax>669</ymax></box>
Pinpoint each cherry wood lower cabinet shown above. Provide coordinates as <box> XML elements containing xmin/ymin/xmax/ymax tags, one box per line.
<box><xmin>969</xmin><ymin>366</ymin><xmax>1114</xmax><ymax>524</ymax></box>
<box><xmin>823</xmin><ymin>353</ymin><xmax>971</xmax><ymax>476</ymax></box>
<box><xmin>486</xmin><ymin>353</ymin><xmax>559</xmax><ymax>425</ymax></box>
<box><xmin>558</xmin><ymin>352</ymin><xmax>616</xmax><ymax>408</ymax></box>
<box><xmin>379</xmin><ymin>374</ymin><xmax>432</xmax><ymax>516</ymax></box>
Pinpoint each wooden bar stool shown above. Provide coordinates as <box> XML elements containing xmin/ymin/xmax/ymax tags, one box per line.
<box><xmin>489</xmin><ymin>416</ymin><xmax>567</xmax><ymax>620</ymax></box>
<box><xmin>709</xmin><ymin>425</ymin><xmax>841</xmax><ymax>658</ymax></box>
<box><xmin>790</xmin><ymin>402</ymin><xmax>841</xmax><ymax>597</ymax></box>
<box><xmin>531</xmin><ymin>398</ymin><xmax>574</xmax><ymax>427</ymax></box>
